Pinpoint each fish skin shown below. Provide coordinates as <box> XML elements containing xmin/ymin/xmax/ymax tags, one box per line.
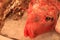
<box><xmin>48</xmin><ymin>0</ymin><xmax>60</xmax><ymax>11</ymax></box>
<box><xmin>24</xmin><ymin>0</ymin><xmax>59</xmax><ymax>38</ymax></box>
